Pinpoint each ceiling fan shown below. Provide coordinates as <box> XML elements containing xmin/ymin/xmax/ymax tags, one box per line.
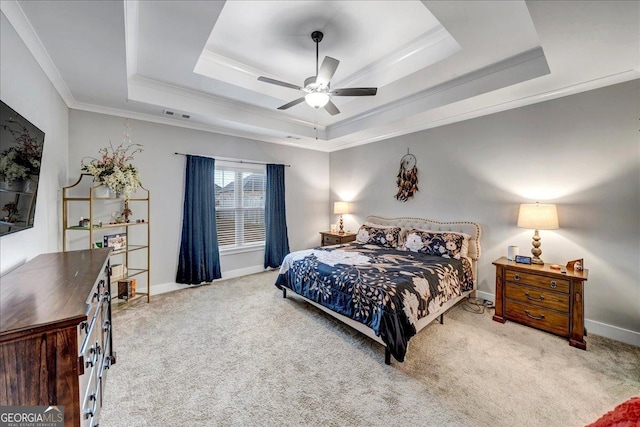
<box><xmin>257</xmin><ymin>31</ymin><xmax>377</xmax><ymax>116</ymax></box>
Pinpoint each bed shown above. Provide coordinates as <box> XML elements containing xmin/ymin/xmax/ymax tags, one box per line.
<box><xmin>274</xmin><ymin>215</ymin><xmax>482</xmax><ymax>364</ymax></box>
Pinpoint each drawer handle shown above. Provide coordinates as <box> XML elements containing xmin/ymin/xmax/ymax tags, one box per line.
<box><xmin>85</xmin><ymin>409</ymin><xmax>94</xmax><ymax>420</ymax></box>
<box><xmin>103</xmin><ymin>320</ymin><xmax>111</xmax><ymax>332</ymax></box>
<box><xmin>525</xmin><ymin>310</ymin><xmax>545</xmax><ymax>321</ymax></box>
<box><xmin>549</xmin><ymin>281</ymin><xmax>557</xmax><ymax>289</ymax></box>
<box><xmin>514</xmin><ymin>274</ymin><xmax>520</xmax><ymax>281</ymax></box>
<box><xmin>86</xmin><ymin>345</ymin><xmax>96</xmax><ymax>368</ymax></box>
<box><xmin>525</xmin><ymin>292</ymin><xmax>545</xmax><ymax>302</ymax></box>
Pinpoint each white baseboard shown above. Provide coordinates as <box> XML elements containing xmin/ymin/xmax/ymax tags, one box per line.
<box><xmin>220</xmin><ymin>264</ymin><xmax>266</xmax><ymax>280</ymax></box>
<box><xmin>471</xmin><ymin>291</ymin><xmax>639</xmax><ymax>347</ymax></box>
<box><xmin>150</xmin><ymin>264</ymin><xmax>267</xmax><ymax>296</ymax></box>
<box><xmin>584</xmin><ymin>319</ymin><xmax>640</xmax><ymax>347</ymax></box>
<box><xmin>151</xmin><ymin>281</ymin><xmax>191</xmax><ymax>295</ymax></box>
<box><xmin>475</xmin><ymin>290</ymin><xmax>495</xmax><ymax>304</ymax></box>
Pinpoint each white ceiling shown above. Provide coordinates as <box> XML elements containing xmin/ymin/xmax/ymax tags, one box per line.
<box><xmin>2</xmin><ymin>1</ymin><xmax>638</xmax><ymax>152</ymax></box>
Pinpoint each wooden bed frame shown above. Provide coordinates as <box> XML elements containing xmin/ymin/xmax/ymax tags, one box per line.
<box><xmin>282</xmin><ymin>215</ymin><xmax>482</xmax><ymax>365</ymax></box>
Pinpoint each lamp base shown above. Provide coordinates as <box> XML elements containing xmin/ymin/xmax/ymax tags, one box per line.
<box><xmin>530</xmin><ymin>229</ymin><xmax>544</xmax><ymax>265</ymax></box>
<box><xmin>339</xmin><ymin>215</ymin><xmax>344</xmax><ymax>234</ymax></box>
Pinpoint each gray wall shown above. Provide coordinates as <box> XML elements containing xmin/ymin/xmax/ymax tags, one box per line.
<box><xmin>69</xmin><ymin>110</ymin><xmax>330</xmax><ymax>287</ymax></box>
<box><xmin>0</xmin><ymin>14</ymin><xmax>69</xmax><ymax>273</ymax></box>
<box><xmin>330</xmin><ymin>80</ymin><xmax>640</xmax><ymax>340</ymax></box>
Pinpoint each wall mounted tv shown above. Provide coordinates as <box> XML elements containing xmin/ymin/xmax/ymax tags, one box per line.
<box><xmin>0</xmin><ymin>100</ymin><xmax>45</xmax><ymax>236</ymax></box>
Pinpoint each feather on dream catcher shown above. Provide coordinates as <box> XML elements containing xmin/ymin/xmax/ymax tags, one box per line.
<box><xmin>395</xmin><ymin>151</ymin><xmax>418</xmax><ymax>202</ymax></box>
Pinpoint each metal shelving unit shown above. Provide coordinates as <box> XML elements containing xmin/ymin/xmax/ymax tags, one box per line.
<box><xmin>62</xmin><ymin>174</ymin><xmax>150</xmax><ymax>305</ymax></box>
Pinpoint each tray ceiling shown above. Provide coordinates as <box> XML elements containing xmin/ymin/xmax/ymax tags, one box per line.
<box><xmin>3</xmin><ymin>0</ymin><xmax>639</xmax><ymax>152</ymax></box>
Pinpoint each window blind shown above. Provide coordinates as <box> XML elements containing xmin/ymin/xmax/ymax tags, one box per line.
<box><xmin>214</xmin><ymin>163</ymin><xmax>266</xmax><ymax>248</ymax></box>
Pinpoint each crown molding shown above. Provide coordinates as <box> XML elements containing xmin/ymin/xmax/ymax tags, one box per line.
<box><xmin>326</xmin><ymin>47</ymin><xmax>550</xmax><ymax>140</ymax></box>
<box><xmin>333</xmin><ymin>25</ymin><xmax>460</xmax><ymax>89</ymax></box>
<box><xmin>0</xmin><ymin>0</ymin><xmax>76</xmax><ymax>107</ymax></box>
<box><xmin>126</xmin><ymin>75</ymin><xmax>326</xmax><ymax>137</ymax></box>
<box><xmin>70</xmin><ymin>99</ymin><xmax>331</xmax><ymax>152</ymax></box>
<box><xmin>327</xmin><ymin>68</ymin><xmax>640</xmax><ymax>152</ymax></box>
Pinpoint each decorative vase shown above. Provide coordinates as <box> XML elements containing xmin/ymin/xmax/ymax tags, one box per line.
<box><xmin>94</xmin><ymin>185</ymin><xmax>112</xmax><ymax>198</ymax></box>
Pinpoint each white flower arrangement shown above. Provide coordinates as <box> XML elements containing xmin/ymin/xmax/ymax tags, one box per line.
<box><xmin>81</xmin><ymin>121</ymin><xmax>143</xmax><ymax>199</ymax></box>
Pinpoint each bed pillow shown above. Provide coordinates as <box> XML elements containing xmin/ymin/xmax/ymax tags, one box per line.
<box><xmin>356</xmin><ymin>224</ymin><xmax>402</xmax><ymax>249</ymax></box>
<box><xmin>403</xmin><ymin>229</ymin><xmax>470</xmax><ymax>259</ymax></box>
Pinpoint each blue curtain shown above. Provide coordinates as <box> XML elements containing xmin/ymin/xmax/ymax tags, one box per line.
<box><xmin>176</xmin><ymin>155</ymin><xmax>221</xmax><ymax>284</ymax></box>
<box><xmin>264</xmin><ymin>164</ymin><xmax>290</xmax><ymax>268</ymax></box>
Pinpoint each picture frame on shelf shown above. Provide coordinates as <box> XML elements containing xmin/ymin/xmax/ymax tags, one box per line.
<box><xmin>104</xmin><ymin>233</ymin><xmax>127</xmax><ymax>250</ymax></box>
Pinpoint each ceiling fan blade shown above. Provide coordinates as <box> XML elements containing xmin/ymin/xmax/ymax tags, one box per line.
<box><xmin>277</xmin><ymin>97</ymin><xmax>306</xmax><ymax>110</ymax></box>
<box><xmin>330</xmin><ymin>87</ymin><xmax>378</xmax><ymax>96</ymax></box>
<box><xmin>316</xmin><ymin>56</ymin><xmax>340</xmax><ymax>87</ymax></box>
<box><xmin>258</xmin><ymin>76</ymin><xmax>302</xmax><ymax>91</ymax></box>
<box><xmin>324</xmin><ymin>100</ymin><xmax>340</xmax><ymax>116</ymax></box>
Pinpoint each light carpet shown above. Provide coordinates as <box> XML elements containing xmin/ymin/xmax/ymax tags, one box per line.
<box><xmin>101</xmin><ymin>271</ymin><xmax>640</xmax><ymax>426</ymax></box>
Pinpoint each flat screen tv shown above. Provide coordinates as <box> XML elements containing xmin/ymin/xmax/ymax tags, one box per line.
<box><xmin>0</xmin><ymin>100</ymin><xmax>45</xmax><ymax>236</ymax></box>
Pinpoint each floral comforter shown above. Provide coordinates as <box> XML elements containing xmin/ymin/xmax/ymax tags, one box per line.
<box><xmin>274</xmin><ymin>243</ymin><xmax>474</xmax><ymax>362</ymax></box>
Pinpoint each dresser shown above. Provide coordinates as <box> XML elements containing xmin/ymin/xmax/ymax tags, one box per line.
<box><xmin>0</xmin><ymin>249</ymin><xmax>115</xmax><ymax>427</ymax></box>
<box><xmin>319</xmin><ymin>230</ymin><xmax>357</xmax><ymax>246</ymax></box>
<box><xmin>492</xmin><ymin>257</ymin><xmax>589</xmax><ymax>349</ymax></box>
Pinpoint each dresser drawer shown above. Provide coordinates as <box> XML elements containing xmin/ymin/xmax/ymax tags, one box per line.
<box><xmin>505</xmin><ymin>282</ymin><xmax>570</xmax><ymax>313</ymax></box>
<box><xmin>323</xmin><ymin>235</ymin><xmax>341</xmax><ymax>245</ymax></box>
<box><xmin>505</xmin><ymin>270</ymin><xmax>570</xmax><ymax>294</ymax></box>
<box><xmin>505</xmin><ymin>299</ymin><xmax>569</xmax><ymax>336</ymax></box>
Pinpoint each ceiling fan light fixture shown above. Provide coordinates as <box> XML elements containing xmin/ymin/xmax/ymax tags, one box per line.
<box><xmin>305</xmin><ymin>92</ymin><xmax>330</xmax><ymax>109</ymax></box>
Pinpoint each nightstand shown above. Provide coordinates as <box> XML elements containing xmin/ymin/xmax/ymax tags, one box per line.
<box><xmin>319</xmin><ymin>231</ymin><xmax>356</xmax><ymax>246</ymax></box>
<box><xmin>492</xmin><ymin>257</ymin><xmax>589</xmax><ymax>349</ymax></box>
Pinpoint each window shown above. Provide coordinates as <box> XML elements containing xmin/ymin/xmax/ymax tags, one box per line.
<box><xmin>214</xmin><ymin>162</ymin><xmax>266</xmax><ymax>249</ymax></box>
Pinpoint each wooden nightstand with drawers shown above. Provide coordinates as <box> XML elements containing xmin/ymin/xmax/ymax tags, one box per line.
<box><xmin>492</xmin><ymin>257</ymin><xmax>589</xmax><ymax>349</ymax></box>
<box><xmin>320</xmin><ymin>231</ymin><xmax>357</xmax><ymax>246</ymax></box>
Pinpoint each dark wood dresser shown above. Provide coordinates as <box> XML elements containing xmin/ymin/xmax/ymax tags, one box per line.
<box><xmin>492</xmin><ymin>256</ymin><xmax>589</xmax><ymax>349</ymax></box>
<box><xmin>319</xmin><ymin>231</ymin><xmax>357</xmax><ymax>246</ymax></box>
<box><xmin>0</xmin><ymin>249</ymin><xmax>115</xmax><ymax>427</ymax></box>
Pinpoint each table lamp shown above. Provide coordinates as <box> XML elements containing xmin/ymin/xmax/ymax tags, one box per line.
<box><xmin>333</xmin><ymin>202</ymin><xmax>349</xmax><ymax>234</ymax></box>
<box><xmin>517</xmin><ymin>202</ymin><xmax>559</xmax><ymax>265</ymax></box>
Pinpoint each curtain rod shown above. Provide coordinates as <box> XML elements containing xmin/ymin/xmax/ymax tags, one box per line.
<box><xmin>174</xmin><ymin>152</ymin><xmax>290</xmax><ymax>167</ymax></box>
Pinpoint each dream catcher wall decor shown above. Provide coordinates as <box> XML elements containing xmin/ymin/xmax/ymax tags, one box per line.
<box><xmin>395</xmin><ymin>150</ymin><xmax>418</xmax><ymax>202</ymax></box>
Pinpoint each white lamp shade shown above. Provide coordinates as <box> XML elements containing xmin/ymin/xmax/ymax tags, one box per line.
<box><xmin>333</xmin><ymin>201</ymin><xmax>349</xmax><ymax>215</ymax></box>
<box><xmin>305</xmin><ymin>92</ymin><xmax>330</xmax><ymax>109</ymax></box>
<box><xmin>517</xmin><ymin>203</ymin><xmax>559</xmax><ymax>230</ymax></box>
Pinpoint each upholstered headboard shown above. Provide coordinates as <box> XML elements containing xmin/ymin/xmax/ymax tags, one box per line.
<box><xmin>365</xmin><ymin>215</ymin><xmax>482</xmax><ymax>283</ymax></box>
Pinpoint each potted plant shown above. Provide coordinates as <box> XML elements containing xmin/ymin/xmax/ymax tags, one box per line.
<box><xmin>0</xmin><ymin>120</ymin><xmax>43</xmax><ymax>191</ymax></box>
